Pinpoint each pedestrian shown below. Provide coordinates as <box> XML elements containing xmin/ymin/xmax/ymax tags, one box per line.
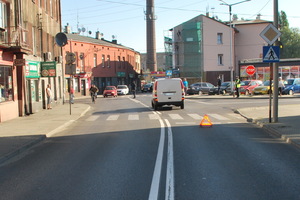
<box><xmin>131</xmin><ymin>81</ymin><xmax>136</xmax><ymax>98</ymax></box>
<box><xmin>235</xmin><ymin>76</ymin><xmax>241</xmax><ymax>98</ymax></box>
<box><xmin>183</xmin><ymin>78</ymin><xmax>188</xmax><ymax>95</ymax></box>
<box><xmin>46</xmin><ymin>84</ymin><xmax>52</xmax><ymax>109</ymax></box>
<box><xmin>278</xmin><ymin>77</ymin><xmax>285</xmax><ymax>96</ymax></box>
<box><xmin>70</xmin><ymin>86</ymin><xmax>74</xmax><ymax>104</ymax></box>
<box><xmin>89</xmin><ymin>84</ymin><xmax>99</xmax><ymax>102</ymax></box>
<box><xmin>217</xmin><ymin>76</ymin><xmax>222</xmax><ymax>95</ymax></box>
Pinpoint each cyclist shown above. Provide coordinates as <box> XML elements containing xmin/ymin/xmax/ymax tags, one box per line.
<box><xmin>89</xmin><ymin>84</ymin><xmax>99</xmax><ymax>103</ymax></box>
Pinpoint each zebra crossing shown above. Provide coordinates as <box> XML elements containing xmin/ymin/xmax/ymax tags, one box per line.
<box><xmin>85</xmin><ymin>112</ymin><xmax>244</xmax><ymax>123</ymax></box>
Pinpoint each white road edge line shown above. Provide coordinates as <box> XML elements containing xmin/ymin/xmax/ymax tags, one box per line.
<box><xmin>164</xmin><ymin>119</ymin><xmax>175</xmax><ymax>200</ymax></box>
<box><xmin>148</xmin><ymin>119</ymin><xmax>165</xmax><ymax>200</ymax></box>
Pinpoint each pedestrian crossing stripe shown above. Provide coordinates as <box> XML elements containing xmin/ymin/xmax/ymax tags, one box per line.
<box><xmin>209</xmin><ymin>114</ymin><xmax>229</xmax><ymax>120</ymax></box>
<box><xmin>85</xmin><ymin>113</ymin><xmax>242</xmax><ymax>122</ymax></box>
<box><xmin>107</xmin><ymin>115</ymin><xmax>119</xmax><ymax>121</ymax></box>
<box><xmin>128</xmin><ymin>114</ymin><xmax>139</xmax><ymax>120</ymax></box>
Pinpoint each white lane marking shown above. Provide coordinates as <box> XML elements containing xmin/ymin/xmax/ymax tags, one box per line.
<box><xmin>149</xmin><ymin>114</ymin><xmax>160</xmax><ymax>120</ymax></box>
<box><xmin>106</xmin><ymin>115</ymin><xmax>119</xmax><ymax>121</ymax></box>
<box><xmin>164</xmin><ymin>119</ymin><xmax>174</xmax><ymax>200</ymax></box>
<box><xmin>86</xmin><ymin>115</ymin><xmax>100</xmax><ymax>121</ymax></box>
<box><xmin>209</xmin><ymin>114</ymin><xmax>229</xmax><ymax>120</ymax></box>
<box><xmin>188</xmin><ymin>113</ymin><xmax>203</xmax><ymax>120</ymax></box>
<box><xmin>128</xmin><ymin>114</ymin><xmax>139</xmax><ymax>120</ymax></box>
<box><xmin>169</xmin><ymin>114</ymin><xmax>183</xmax><ymax>120</ymax></box>
<box><xmin>148</xmin><ymin>119</ymin><xmax>165</xmax><ymax>200</ymax></box>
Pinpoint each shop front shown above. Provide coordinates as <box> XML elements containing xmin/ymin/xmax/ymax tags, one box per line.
<box><xmin>0</xmin><ymin>53</ymin><xmax>18</xmax><ymax>122</ymax></box>
<box><xmin>239</xmin><ymin>59</ymin><xmax>300</xmax><ymax>82</ymax></box>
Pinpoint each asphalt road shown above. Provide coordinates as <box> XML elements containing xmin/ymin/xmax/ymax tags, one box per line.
<box><xmin>0</xmin><ymin>94</ymin><xmax>299</xmax><ymax>200</ymax></box>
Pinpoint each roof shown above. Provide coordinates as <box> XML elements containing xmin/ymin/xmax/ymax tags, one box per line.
<box><xmin>232</xmin><ymin>19</ymin><xmax>272</xmax><ymax>25</ymax></box>
<box><xmin>66</xmin><ymin>33</ymin><xmax>137</xmax><ymax>52</ymax></box>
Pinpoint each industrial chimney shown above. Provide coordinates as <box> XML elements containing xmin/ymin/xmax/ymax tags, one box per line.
<box><xmin>146</xmin><ymin>0</ymin><xmax>157</xmax><ymax>72</ymax></box>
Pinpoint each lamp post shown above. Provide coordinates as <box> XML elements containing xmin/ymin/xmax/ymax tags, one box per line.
<box><xmin>219</xmin><ymin>0</ymin><xmax>251</xmax><ymax>95</ymax></box>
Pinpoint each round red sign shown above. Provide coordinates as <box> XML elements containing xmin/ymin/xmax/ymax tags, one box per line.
<box><xmin>246</xmin><ymin>65</ymin><xmax>256</xmax><ymax>76</ymax></box>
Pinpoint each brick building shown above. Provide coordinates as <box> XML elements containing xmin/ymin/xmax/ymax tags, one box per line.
<box><xmin>63</xmin><ymin>32</ymin><xmax>141</xmax><ymax>95</ymax></box>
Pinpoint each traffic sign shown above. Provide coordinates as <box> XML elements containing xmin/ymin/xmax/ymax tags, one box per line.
<box><xmin>65</xmin><ymin>52</ymin><xmax>76</xmax><ymax>64</ymax></box>
<box><xmin>166</xmin><ymin>70</ymin><xmax>172</xmax><ymax>76</ymax></box>
<box><xmin>263</xmin><ymin>46</ymin><xmax>280</xmax><ymax>63</ymax></box>
<box><xmin>260</xmin><ymin>24</ymin><xmax>281</xmax><ymax>45</ymax></box>
<box><xmin>246</xmin><ymin>65</ymin><xmax>256</xmax><ymax>76</ymax></box>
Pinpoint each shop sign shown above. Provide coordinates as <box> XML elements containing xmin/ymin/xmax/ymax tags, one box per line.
<box><xmin>14</xmin><ymin>59</ymin><xmax>25</xmax><ymax>66</ymax></box>
<box><xmin>25</xmin><ymin>61</ymin><xmax>40</xmax><ymax>78</ymax></box>
<box><xmin>41</xmin><ymin>62</ymin><xmax>56</xmax><ymax>77</ymax></box>
<box><xmin>117</xmin><ymin>72</ymin><xmax>126</xmax><ymax>77</ymax></box>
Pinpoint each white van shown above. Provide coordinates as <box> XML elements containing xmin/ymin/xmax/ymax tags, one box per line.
<box><xmin>151</xmin><ymin>78</ymin><xmax>185</xmax><ymax>110</ymax></box>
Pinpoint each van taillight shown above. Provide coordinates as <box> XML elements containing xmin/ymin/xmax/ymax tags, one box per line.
<box><xmin>180</xmin><ymin>81</ymin><xmax>185</xmax><ymax>96</ymax></box>
<box><xmin>154</xmin><ymin>82</ymin><xmax>158</xmax><ymax>97</ymax></box>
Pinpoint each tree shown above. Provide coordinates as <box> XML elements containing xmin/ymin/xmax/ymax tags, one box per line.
<box><xmin>279</xmin><ymin>11</ymin><xmax>300</xmax><ymax>58</ymax></box>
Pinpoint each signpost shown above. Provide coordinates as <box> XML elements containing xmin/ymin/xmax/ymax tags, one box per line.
<box><xmin>260</xmin><ymin>21</ymin><xmax>281</xmax><ymax>123</ymax></box>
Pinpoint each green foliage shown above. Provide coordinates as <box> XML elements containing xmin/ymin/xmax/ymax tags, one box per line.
<box><xmin>279</xmin><ymin>11</ymin><xmax>300</xmax><ymax>58</ymax></box>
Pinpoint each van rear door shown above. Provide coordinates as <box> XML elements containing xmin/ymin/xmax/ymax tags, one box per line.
<box><xmin>157</xmin><ymin>79</ymin><xmax>183</xmax><ymax>102</ymax></box>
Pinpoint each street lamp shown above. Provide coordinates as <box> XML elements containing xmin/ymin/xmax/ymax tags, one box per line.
<box><xmin>219</xmin><ymin>0</ymin><xmax>251</xmax><ymax>95</ymax></box>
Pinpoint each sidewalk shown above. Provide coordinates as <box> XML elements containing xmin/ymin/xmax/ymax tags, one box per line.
<box><xmin>236</xmin><ymin>104</ymin><xmax>300</xmax><ymax>148</ymax></box>
<box><xmin>0</xmin><ymin>102</ymin><xmax>90</xmax><ymax>164</ymax></box>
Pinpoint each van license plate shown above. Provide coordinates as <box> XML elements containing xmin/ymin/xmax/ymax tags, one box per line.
<box><xmin>165</xmin><ymin>93</ymin><xmax>174</xmax><ymax>96</ymax></box>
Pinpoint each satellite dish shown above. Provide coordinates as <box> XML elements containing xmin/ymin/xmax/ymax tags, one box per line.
<box><xmin>78</xmin><ymin>28</ymin><xmax>82</xmax><ymax>33</ymax></box>
<box><xmin>82</xmin><ymin>27</ymin><xmax>86</xmax><ymax>32</ymax></box>
<box><xmin>55</xmin><ymin>32</ymin><xmax>68</xmax><ymax>47</ymax></box>
<box><xmin>89</xmin><ymin>31</ymin><xmax>92</xmax><ymax>35</ymax></box>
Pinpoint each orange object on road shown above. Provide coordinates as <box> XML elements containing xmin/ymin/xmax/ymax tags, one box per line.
<box><xmin>200</xmin><ymin>114</ymin><xmax>213</xmax><ymax>127</ymax></box>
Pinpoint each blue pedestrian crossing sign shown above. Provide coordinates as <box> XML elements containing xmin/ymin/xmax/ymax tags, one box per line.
<box><xmin>263</xmin><ymin>46</ymin><xmax>280</xmax><ymax>63</ymax></box>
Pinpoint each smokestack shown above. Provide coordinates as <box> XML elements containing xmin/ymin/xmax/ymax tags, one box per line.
<box><xmin>146</xmin><ymin>0</ymin><xmax>157</xmax><ymax>72</ymax></box>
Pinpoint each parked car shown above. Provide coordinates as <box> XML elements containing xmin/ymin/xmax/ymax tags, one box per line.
<box><xmin>186</xmin><ymin>82</ymin><xmax>215</xmax><ymax>95</ymax></box>
<box><xmin>103</xmin><ymin>86</ymin><xmax>118</xmax><ymax>97</ymax></box>
<box><xmin>141</xmin><ymin>83</ymin><xmax>153</xmax><ymax>93</ymax></box>
<box><xmin>208</xmin><ymin>81</ymin><xmax>234</xmax><ymax>95</ymax></box>
<box><xmin>253</xmin><ymin>80</ymin><xmax>272</xmax><ymax>95</ymax></box>
<box><xmin>240</xmin><ymin>80</ymin><xmax>263</xmax><ymax>95</ymax></box>
<box><xmin>117</xmin><ymin>85</ymin><xmax>129</xmax><ymax>95</ymax></box>
<box><xmin>282</xmin><ymin>78</ymin><xmax>300</xmax><ymax>95</ymax></box>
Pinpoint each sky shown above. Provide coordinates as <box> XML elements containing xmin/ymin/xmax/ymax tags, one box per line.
<box><xmin>61</xmin><ymin>0</ymin><xmax>300</xmax><ymax>53</ymax></box>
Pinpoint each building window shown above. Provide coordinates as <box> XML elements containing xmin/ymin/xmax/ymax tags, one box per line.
<box><xmin>44</xmin><ymin>0</ymin><xmax>47</xmax><ymax>12</ymax></box>
<box><xmin>0</xmin><ymin>66</ymin><xmax>13</xmax><ymax>102</ymax></box>
<box><xmin>0</xmin><ymin>2</ymin><xmax>6</xmax><ymax>30</ymax></box>
<box><xmin>80</xmin><ymin>53</ymin><xmax>84</xmax><ymax>72</ymax></box>
<box><xmin>118</xmin><ymin>56</ymin><xmax>121</xmax><ymax>68</ymax></box>
<box><xmin>217</xmin><ymin>33</ymin><xmax>223</xmax><ymax>44</ymax></box>
<box><xmin>93</xmin><ymin>54</ymin><xmax>97</xmax><ymax>68</ymax></box>
<box><xmin>122</xmin><ymin>57</ymin><xmax>125</xmax><ymax>69</ymax></box>
<box><xmin>107</xmin><ymin>55</ymin><xmax>110</xmax><ymax>68</ymax></box>
<box><xmin>218</xmin><ymin>54</ymin><xmax>223</xmax><ymax>65</ymax></box>
<box><xmin>102</xmin><ymin>54</ymin><xmax>105</xmax><ymax>67</ymax></box>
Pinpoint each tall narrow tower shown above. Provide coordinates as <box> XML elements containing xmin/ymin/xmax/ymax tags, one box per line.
<box><xmin>146</xmin><ymin>0</ymin><xmax>157</xmax><ymax>72</ymax></box>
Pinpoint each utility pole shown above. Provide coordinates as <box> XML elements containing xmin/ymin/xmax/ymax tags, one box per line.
<box><xmin>219</xmin><ymin>0</ymin><xmax>251</xmax><ymax>95</ymax></box>
<box><xmin>145</xmin><ymin>0</ymin><xmax>157</xmax><ymax>72</ymax></box>
<box><xmin>272</xmin><ymin>0</ymin><xmax>279</xmax><ymax>122</ymax></box>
